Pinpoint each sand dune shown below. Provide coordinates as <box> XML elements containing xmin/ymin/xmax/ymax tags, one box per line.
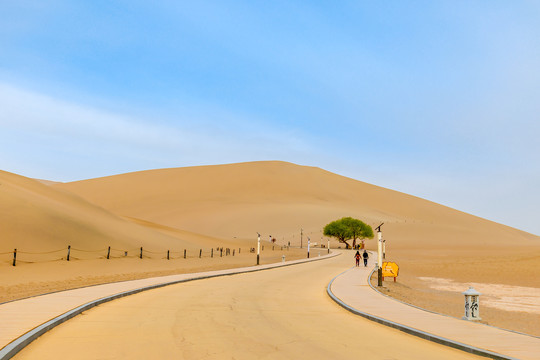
<box><xmin>2</xmin><ymin>161</ymin><xmax>539</xmax><ymax>334</ymax></box>
<box><xmin>0</xmin><ymin>170</ymin><xmax>225</xmax><ymax>257</ymax></box>
<box><xmin>56</xmin><ymin>161</ymin><xmax>538</xmax><ymax>249</ymax></box>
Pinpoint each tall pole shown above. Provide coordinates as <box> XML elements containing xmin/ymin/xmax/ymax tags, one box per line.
<box><xmin>307</xmin><ymin>237</ymin><xmax>310</xmax><ymax>258</ymax></box>
<box><xmin>301</xmin><ymin>228</ymin><xmax>303</xmax><ymax>249</ymax></box>
<box><xmin>376</xmin><ymin>223</ymin><xmax>384</xmax><ymax>287</ymax></box>
<box><xmin>257</xmin><ymin>232</ymin><xmax>261</xmax><ymax>265</ymax></box>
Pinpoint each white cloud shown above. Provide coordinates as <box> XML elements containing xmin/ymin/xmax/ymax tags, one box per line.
<box><xmin>0</xmin><ymin>83</ymin><xmax>315</xmax><ymax>180</ymax></box>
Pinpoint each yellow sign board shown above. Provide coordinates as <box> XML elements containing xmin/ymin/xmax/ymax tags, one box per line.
<box><xmin>382</xmin><ymin>262</ymin><xmax>399</xmax><ymax>278</ymax></box>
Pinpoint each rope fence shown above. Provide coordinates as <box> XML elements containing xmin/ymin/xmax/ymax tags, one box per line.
<box><xmin>0</xmin><ymin>244</ymin><xmax>289</xmax><ymax>267</ymax></box>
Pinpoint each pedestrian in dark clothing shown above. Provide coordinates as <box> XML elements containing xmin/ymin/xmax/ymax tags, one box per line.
<box><xmin>355</xmin><ymin>251</ymin><xmax>361</xmax><ymax>267</ymax></box>
<box><xmin>362</xmin><ymin>250</ymin><xmax>369</xmax><ymax>267</ymax></box>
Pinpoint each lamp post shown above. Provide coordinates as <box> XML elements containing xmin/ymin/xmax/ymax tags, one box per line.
<box><xmin>327</xmin><ymin>237</ymin><xmax>330</xmax><ymax>254</ymax></box>
<box><xmin>307</xmin><ymin>237</ymin><xmax>310</xmax><ymax>258</ymax></box>
<box><xmin>375</xmin><ymin>223</ymin><xmax>384</xmax><ymax>287</ymax></box>
<box><xmin>257</xmin><ymin>232</ymin><xmax>261</xmax><ymax>265</ymax></box>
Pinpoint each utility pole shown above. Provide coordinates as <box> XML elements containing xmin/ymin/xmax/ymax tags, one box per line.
<box><xmin>375</xmin><ymin>223</ymin><xmax>384</xmax><ymax>287</ymax></box>
<box><xmin>257</xmin><ymin>232</ymin><xmax>261</xmax><ymax>265</ymax></box>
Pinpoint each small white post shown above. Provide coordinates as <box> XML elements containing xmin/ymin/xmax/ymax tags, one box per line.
<box><xmin>307</xmin><ymin>237</ymin><xmax>310</xmax><ymax>258</ymax></box>
<box><xmin>282</xmin><ymin>255</ymin><xmax>285</xmax><ymax>262</ymax></box>
<box><xmin>462</xmin><ymin>287</ymin><xmax>482</xmax><ymax>321</ymax></box>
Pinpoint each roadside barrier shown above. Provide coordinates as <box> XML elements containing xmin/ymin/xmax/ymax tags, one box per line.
<box><xmin>0</xmin><ymin>245</ymin><xmax>287</xmax><ymax>267</ymax></box>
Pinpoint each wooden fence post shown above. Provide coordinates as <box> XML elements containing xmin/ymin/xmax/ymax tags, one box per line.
<box><xmin>233</xmin><ymin>249</ymin><xmax>235</xmax><ymax>256</ymax></box>
<box><xmin>167</xmin><ymin>250</ymin><xmax>170</xmax><ymax>260</ymax></box>
<box><xmin>211</xmin><ymin>248</ymin><xmax>213</xmax><ymax>258</ymax></box>
<box><xmin>67</xmin><ymin>245</ymin><xmax>71</xmax><ymax>261</ymax></box>
<box><xmin>12</xmin><ymin>248</ymin><xmax>17</xmax><ymax>267</ymax></box>
<box><xmin>107</xmin><ymin>246</ymin><xmax>111</xmax><ymax>259</ymax></box>
<box><xmin>140</xmin><ymin>247</ymin><xmax>143</xmax><ymax>259</ymax></box>
<box><xmin>199</xmin><ymin>249</ymin><xmax>202</xmax><ymax>258</ymax></box>
<box><xmin>184</xmin><ymin>249</ymin><xmax>186</xmax><ymax>259</ymax></box>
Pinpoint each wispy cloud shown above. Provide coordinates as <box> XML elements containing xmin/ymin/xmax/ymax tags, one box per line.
<box><xmin>0</xmin><ymin>83</ymin><xmax>315</xmax><ymax>181</ymax></box>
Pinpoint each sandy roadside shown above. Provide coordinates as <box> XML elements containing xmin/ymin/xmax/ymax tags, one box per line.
<box><xmin>370</xmin><ymin>248</ymin><xmax>540</xmax><ymax>337</ymax></box>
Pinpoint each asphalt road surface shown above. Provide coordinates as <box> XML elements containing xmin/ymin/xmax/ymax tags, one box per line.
<box><xmin>15</xmin><ymin>252</ymin><xmax>481</xmax><ymax>359</ymax></box>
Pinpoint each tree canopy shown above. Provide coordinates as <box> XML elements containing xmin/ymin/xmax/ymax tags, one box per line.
<box><xmin>323</xmin><ymin>217</ymin><xmax>374</xmax><ymax>249</ymax></box>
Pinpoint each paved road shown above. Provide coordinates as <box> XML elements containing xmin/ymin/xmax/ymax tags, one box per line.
<box><xmin>14</xmin><ymin>252</ymin><xmax>482</xmax><ymax>359</ymax></box>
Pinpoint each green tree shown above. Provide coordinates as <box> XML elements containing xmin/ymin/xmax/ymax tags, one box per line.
<box><xmin>323</xmin><ymin>217</ymin><xmax>374</xmax><ymax>249</ymax></box>
<box><xmin>323</xmin><ymin>219</ymin><xmax>352</xmax><ymax>248</ymax></box>
<box><xmin>341</xmin><ymin>217</ymin><xmax>374</xmax><ymax>248</ymax></box>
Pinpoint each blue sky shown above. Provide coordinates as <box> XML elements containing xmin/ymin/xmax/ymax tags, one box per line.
<box><xmin>1</xmin><ymin>1</ymin><xmax>539</xmax><ymax>235</ymax></box>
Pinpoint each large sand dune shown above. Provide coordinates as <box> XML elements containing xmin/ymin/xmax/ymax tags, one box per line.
<box><xmin>1</xmin><ymin>161</ymin><xmax>539</xmax><ymax>335</ymax></box>
<box><xmin>56</xmin><ymin>161</ymin><xmax>537</xmax><ymax>250</ymax></box>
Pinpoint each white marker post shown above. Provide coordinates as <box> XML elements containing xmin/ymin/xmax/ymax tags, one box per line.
<box><xmin>327</xmin><ymin>238</ymin><xmax>330</xmax><ymax>254</ymax></box>
<box><xmin>375</xmin><ymin>223</ymin><xmax>384</xmax><ymax>287</ymax></box>
<box><xmin>257</xmin><ymin>232</ymin><xmax>261</xmax><ymax>265</ymax></box>
<box><xmin>307</xmin><ymin>237</ymin><xmax>310</xmax><ymax>258</ymax></box>
<box><xmin>463</xmin><ymin>287</ymin><xmax>482</xmax><ymax>321</ymax></box>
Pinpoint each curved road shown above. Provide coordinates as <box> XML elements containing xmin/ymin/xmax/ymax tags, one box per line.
<box><xmin>15</xmin><ymin>252</ymin><xmax>481</xmax><ymax>359</ymax></box>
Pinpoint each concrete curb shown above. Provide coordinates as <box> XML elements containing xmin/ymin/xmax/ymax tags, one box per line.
<box><xmin>0</xmin><ymin>251</ymin><xmax>340</xmax><ymax>360</ymax></box>
<box><xmin>326</xmin><ymin>267</ymin><xmax>517</xmax><ymax>360</ymax></box>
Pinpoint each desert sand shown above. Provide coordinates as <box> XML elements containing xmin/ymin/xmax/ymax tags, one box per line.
<box><xmin>13</xmin><ymin>253</ymin><xmax>483</xmax><ymax>360</ymax></box>
<box><xmin>1</xmin><ymin>161</ymin><xmax>539</xmax><ymax>337</ymax></box>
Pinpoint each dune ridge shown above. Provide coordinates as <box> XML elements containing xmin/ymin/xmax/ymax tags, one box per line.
<box><xmin>56</xmin><ymin>161</ymin><xmax>537</xmax><ymax>248</ymax></box>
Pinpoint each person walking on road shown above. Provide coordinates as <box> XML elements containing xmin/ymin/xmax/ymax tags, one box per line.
<box><xmin>362</xmin><ymin>250</ymin><xmax>369</xmax><ymax>267</ymax></box>
<box><xmin>355</xmin><ymin>251</ymin><xmax>361</xmax><ymax>267</ymax></box>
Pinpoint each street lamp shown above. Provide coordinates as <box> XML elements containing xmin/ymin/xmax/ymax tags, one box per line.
<box><xmin>257</xmin><ymin>232</ymin><xmax>261</xmax><ymax>265</ymax></box>
<box><xmin>375</xmin><ymin>223</ymin><xmax>384</xmax><ymax>287</ymax></box>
